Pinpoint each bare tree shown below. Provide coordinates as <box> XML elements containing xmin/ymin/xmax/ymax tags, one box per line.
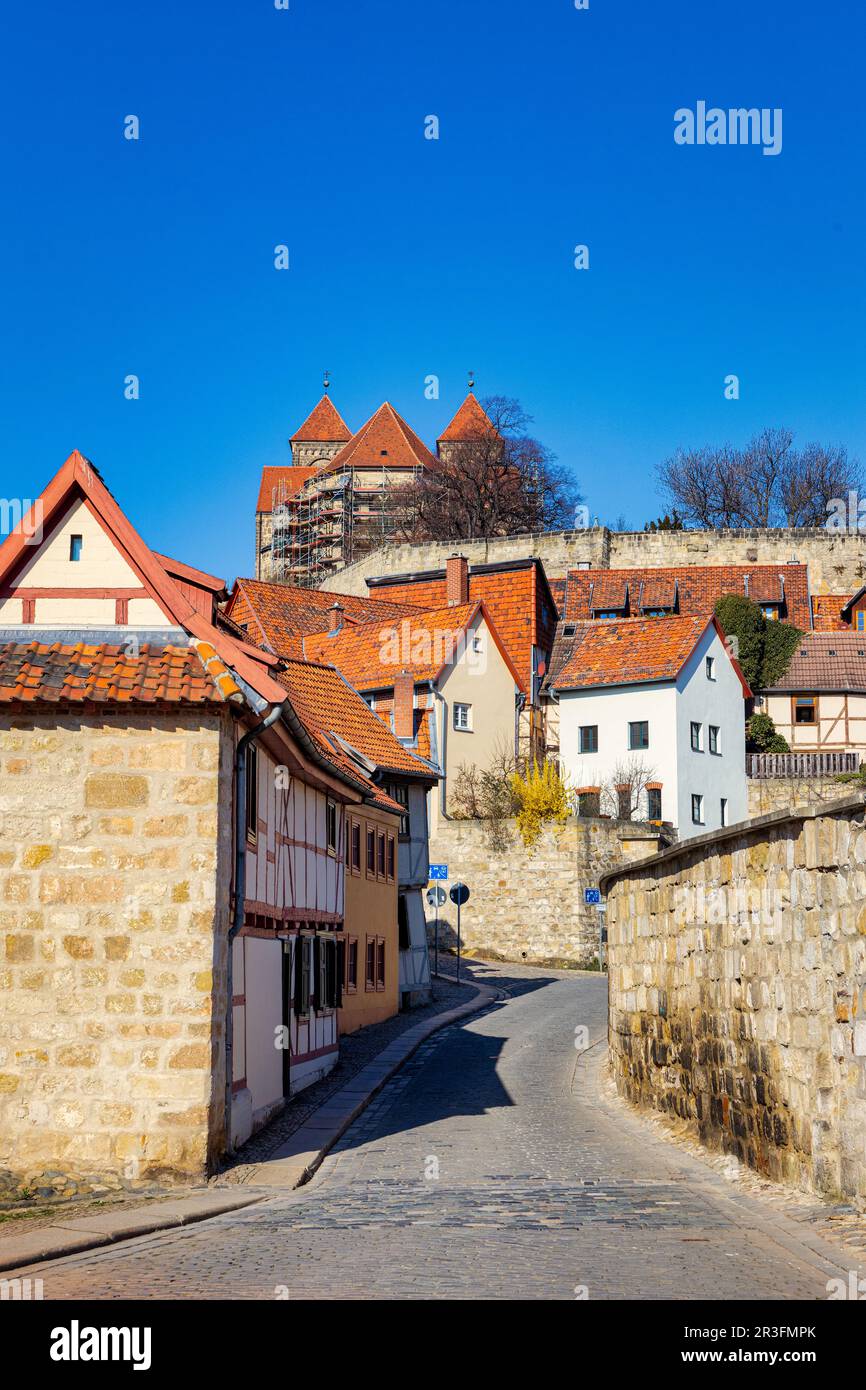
<box><xmin>601</xmin><ymin>758</ymin><xmax>657</xmax><ymax>821</ymax></box>
<box><xmin>395</xmin><ymin>396</ymin><xmax>582</xmax><ymax>541</ymax></box>
<box><xmin>657</xmin><ymin>428</ymin><xmax>861</xmax><ymax>529</ymax></box>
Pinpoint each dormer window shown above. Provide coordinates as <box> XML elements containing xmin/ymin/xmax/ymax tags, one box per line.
<box><xmin>69</xmin><ymin>535</ymin><xmax>83</xmax><ymax>562</ymax></box>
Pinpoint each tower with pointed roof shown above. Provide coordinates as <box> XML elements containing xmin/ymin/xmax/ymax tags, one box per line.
<box><xmin>437</xmin><ymin>391</ymin><xmax>497</xmax><ymax>466</ymax></box>
<box><xmin>289</xmin><ymin>392</ymin><xmax>352</xmax><ymax>469</ymax></box>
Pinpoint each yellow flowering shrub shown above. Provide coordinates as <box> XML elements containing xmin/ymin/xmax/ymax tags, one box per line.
<box><xmin>510</xmin><ymin>760</ymin><xmax>573</xmax><ymax>849</ymax></box>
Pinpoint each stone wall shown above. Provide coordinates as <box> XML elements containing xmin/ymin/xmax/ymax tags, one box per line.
<box><xmin>320</xmin><ymin>526</ymin><xmax>866</xmax><ymax>596</ymax></box>
<box><xmin>747</xmin><ymin>775</ymin><xmax>847</xmax><ymax>818</ymax></box>
<box><xmin>426</xmin><ymin>816</ymin><xmax>665</xmax><ymax>968</ymax></box>
<box><xmin>602</xmin><ymin>795</ymin><xmax>866</xmax><ymax>1202</ymax></box>
<box><xmin>0</xmin><ymin>711</ymin><xmax>233</xmax><ymax>1199</ymax></box>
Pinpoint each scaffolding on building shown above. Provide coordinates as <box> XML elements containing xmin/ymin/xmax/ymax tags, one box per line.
<box><xmin>269</xmin><ymin>463</ymin><xmax>409</xmax><ymax>589</ymax></box>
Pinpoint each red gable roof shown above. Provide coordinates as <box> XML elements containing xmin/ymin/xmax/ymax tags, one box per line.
<box><xmin>256</xmin><ymin>466</ymin><xmax>320</xmax><ymax>514</ymax></box>
<box><xmin>438</xmin><ymin>394</ymin><xmax>497</xmax><ymax>443</ymax></box>
<box><xmin>277</xmin><ymin>659</ymin><xmax>438</xmax><ymax>781</ymax></box>
<box><xmin>290</xmin><ymin>395</ymin><xmax>351</xmax><ymax>444</ymax></box>
<box><xmin>366</xmin><ymin>558</ymin><xmax>558</xmax><ymax>694</ymax></box>
<box><xmin>226</xmin><ymin>578</ymin><xmax>425</xmax><ymax>658</ymax></box>
<box><xmin>319</xmin><ymin>402</ymin><xmax>438</xmax><ymax>476</ymax></box>
<box><xmin>550</xmin><ymin>615</ymin><xmax>751</xmax><ymax>696</ymax></box>
<box><xmin>562</xmin><ymin>564</ymin><xmax>811</xmax><ymax>630</ymax></box>
<box><xmin>302</xmin><ymin>600</ymin><xmax>525</xmax><ymax>693</ymax></box>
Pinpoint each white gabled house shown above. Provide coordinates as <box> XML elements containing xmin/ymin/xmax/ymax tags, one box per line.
<box><xmin>547</xmin><ymin>616</ymin><xmax>751</xmax><ymax>839</ymax></box>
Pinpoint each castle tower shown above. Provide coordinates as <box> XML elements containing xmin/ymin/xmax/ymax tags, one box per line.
<box><xmin>437</xmin><ymin>392</ymin><xmax>497</xmax><ymax>466</ymax></box>
<box><xmin>289</xmin><ymin>394</ymin><xmax>352</xmax><ymax>468</ymax></box>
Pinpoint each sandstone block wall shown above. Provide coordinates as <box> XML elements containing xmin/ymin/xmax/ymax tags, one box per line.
<box><xmin>603</xmin><ymin>795</ymin><xmax>866</xmax><ymax>1202</ymax></box>
<box><xmin>747</xmin><ymin>775</ymin><xmax>847</xmax><ymax>818</ymax></box>
<box><xmin>0</xmin><ymin>711</ymin><xmax>234</xmax><ymax>1199</ymax></box>
<box><xmin>319</xmin><ymin>526</ymin><xmax>866</xmax><ymax>597</ymax></box>
<box><xmin>426</xmin><ymin>816</ymin><xmax>664</xmax><ymax>967</ymax></box>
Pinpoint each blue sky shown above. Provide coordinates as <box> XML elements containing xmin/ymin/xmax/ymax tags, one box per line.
<box><xmin>2</xmin><ymin>0</ymin><xmax>864</xmax><ymax>580</ymax></box>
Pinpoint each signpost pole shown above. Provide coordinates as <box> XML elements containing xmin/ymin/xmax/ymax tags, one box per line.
<box><xmin>435</xmin><ymin>913</ymin><xmax>439</xmax><ymax>979</ymax></box>
<box><xmin>456</xmin><ymin>898</ymin><xmax>461</xmax><ymax>983</ymax></box>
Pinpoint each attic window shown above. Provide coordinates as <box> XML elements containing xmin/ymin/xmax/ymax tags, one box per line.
<box><xmin>380</xmin><ymin>449</ymin><xmax>388</xmax><ymax>456</ymax></box>
<box><xmin>69</xmin><ymin>535</ymin><xmax>83</xmax><ymax>562</ymax></box>
<box><xmin>563</xmin><ymin>625</ymin><xmax>577</xmax><ymax>637</ymax></box>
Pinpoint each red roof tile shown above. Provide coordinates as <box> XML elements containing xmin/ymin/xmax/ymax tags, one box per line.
<box><xmin>277</xmin><ymin>659</ymin><xmax>437</xmax><ymax>779</ymax></box>
<box><xmin>302</xmin><ymin>602</ymin><xmax>481</xmax><ymax>690</ymax></box>
<box><xmin>0</xmin><ymin>641</ymin><xmax>239</xmax><ymax>707</ymax></box>
<box><xmin>290</xmin><ymin>395</ymin><xmax>351</xmax><ymax>443</ymax></box>
<box><xmin>319</xmin><ymin>403</ymin><xmax>438</xmax><ymax>476</ymax></box>
<box><xmin>563</xmin><ymin>565</ymin><xmax>811</xmax><ymax>630</ymax></box>
<box><xmin>763</xmin><ymin>632</ymin><xmax>866</xmax><ymax>693</ymax></box>
<box><xmin>812</xmin><ymin>594</ymin><xmax>854</xmax><ymax>631</ymax></box>
<box><xmin>256</xmin><ymin>466</ymin><xmax>320</xmax><ymax>514</ymax></box>
<box><xmin>366</xmin><ymin>559</ymin><xmax>557</xmax><ymax>693</ymax></box>
<box><xmin>226</xmin><ymin>579</ymin><xmax>425</xmax><ymax>659</ymax></box>
<box><xmin>550</xmin><ymin>616</ymin><xmax>744</xmax><ymax>692</ymax></box>
<box><xmin>438</xmin><ymin>394</ymin><xmax>497</xmax><ymax>443</ymax></box>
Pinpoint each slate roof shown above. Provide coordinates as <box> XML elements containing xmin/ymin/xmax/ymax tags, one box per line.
<box><xmin>0</xmin><ymin>641</ymin><xmax>241</xmax><ymax>707</ymax></box>
<box><xmin>762</xmin><ymin>633</ymin><xmax>866</xmax><ymax>693</ymax></box>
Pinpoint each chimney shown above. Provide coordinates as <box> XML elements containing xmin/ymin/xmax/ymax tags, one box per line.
<box><xmin>393</xmin><ymin>669</ymin><xmax>415</xmax><ymax>740</ymax></box>
<box><xmin>446</xmin><ymin>553</ymin><xmax>469</xmax><ymax>606</ymax></box>
<box><xmin>328</xmin><ymin>602</ymin><xmax>344</xmax><ymax>634</ymax></box>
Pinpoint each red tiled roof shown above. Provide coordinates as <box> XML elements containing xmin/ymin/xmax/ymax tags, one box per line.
<box><xmin>588</xmin><ymin>578</ymin><xmax>629</xmax><ymax>612</ymax></box>
<box><xmin>256</xmin><ymin>466</ymin><xmax>320</xmax><ymax>513</ymax></box>
<box><xmin>367</xmin><ymin>559</ymin><xmax>557</xmax><ymax>693</ymax></box>
<box><xmin>563</xmin><ymin>565</ymin><xmax>811</xmax><ymax>630</ymax></box>
<box><xmin>811</xmin><ymin>595</ymin><xmax>850</xmax><ymax>631</ymax></box>
<box><xmin>319</xmin><ymin>403</ymin><xmax>438</xmax><ymax>476</ymax></box>
<box><xmin>277</xmin><ymin>659</ymin><xmax>437</xmax><ymax>780</ymax></box>
<box><xmin>636</xmin><ymin>576</ymin><xmax>678</xmax><ymax>611</ymax></box>
<box><xmin>550</xmin><ymin>616</ymin><xmax>728</xmax><ymax>691</ymax></box>
<box><xmin>547</xmin><ymin>577</ymin><xmax>566</xmax><ymax>616</ymax></box>
<box><xmin>438</xmin><ymin>394</ymin><xmax>497</xmax><ymax>443</ymax></box>
<box><xmin>302</xmin><ymin>602</ymin><xmax>480</xmax><ymax>689</ymax></box>
<box><xmin>290</xmin><ymin>395</ymin><xmax>351</xmax><ymax>444</ymax></box>
<box><xmin>0</xmin><ymin>641</ymin><xmax>240</xmax><ymax>707</ymax></box>
<box><xmin>226</xmin><ymin>579</ymin><xmax>425</xmax><ymax>659</ymax></box>
<box><xmin>763</xmin><ymin>633</ymin><xmax>866</xmax><ymax>693</ymax></box>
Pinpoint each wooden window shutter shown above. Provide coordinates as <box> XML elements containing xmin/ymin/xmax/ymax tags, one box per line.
<box><xmin>310</xmin><ymin>934</ymin><xmax>320</xmax><ymax>1011</ymax></box>
<box><xmin>335</xmin><ymin>939</ymin><xmax>345</xmax><ymax>1008</ymax></box>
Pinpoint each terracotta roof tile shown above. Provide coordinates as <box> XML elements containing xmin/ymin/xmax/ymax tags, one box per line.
<box><xmin>302</xmin><ymin>602</ymin><xmax>480</xmax><ymax>690</ymax></box>
<box><xmin>277</xmin><ymin>660</ymin><xmax>438</xmax><ymax>779</ymax></box>
<box><xmin>319</xmin><ymin>403</ymin><xmax>438</xmax><ymax>476</ymax></box>
<box><xmin>257</xmin><ymin>466</ymin><xmax>320</xmax><ymax>514</ymax></box>
<box><xmin>0</xmin><ymin>642</ymin><xmax>236</xmax><ymax>707</ymax></box>
<box><xmin>762</xmin><ymin>632</ymin><xmax>866</xmax><ymax>693</ymax></box>
<box><xmin>227</xmin><ymin>579</ymin><xmax>424</xmax><ymax>658</ymax></box>
<box><xmin>812</xmin><ymin>594</ymin><xmax>853</xmax><ymax>631</ymax></box>
<box><xmin>290</xmin><ymin>395</ymin><xmax>351</xmax><ymax>443</ymax></box>
<box><xmin>563</xmin><ymin>565</ymin><xmax>811</xmax><ymax>630</ymax></box>
<box><xmin>437</xmin><ymin>394</ymin><xmax>497</xmax><ymax>443</ymax></box>
<box><xmin>549</xmin><ymin>616</ymin><xmax>712</xmax><ymax>690</ymax></box>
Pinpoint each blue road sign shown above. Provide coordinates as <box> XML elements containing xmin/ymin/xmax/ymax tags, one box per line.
<box><xmin>584</xmin><ymin>888</ymin><xmax>601</xmax><ymax>905</ymax></box>
<box><xmin>429</xmin><ymin>864</ymin><xmax>448</xmax><ymax>880</ymax></box>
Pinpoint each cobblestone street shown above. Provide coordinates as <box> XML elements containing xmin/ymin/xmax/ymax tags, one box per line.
<box><xmin>15</xmin><ymin>962</ymin><xmax>866</xmax><ymax>1300</ymax></box>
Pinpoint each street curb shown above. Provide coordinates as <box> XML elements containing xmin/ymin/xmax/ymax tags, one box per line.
<box><xmin>238</xmin><ymin>975</ymin><xmax>501</xmax><ymax>1190</ymax></box>
<box><xmin>0</xmin><ymin>975</ymin><xmax>500</xmax><ymax>1274</ymax></box>
<box><xmin>0</xmin><ymin>1191</ymin><xmax>264</xmax><ymax>1275</ymax></box>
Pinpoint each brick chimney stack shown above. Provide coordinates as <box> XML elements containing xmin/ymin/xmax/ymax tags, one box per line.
<box><xmin>328</xmin><ymin>602</ymin><xmax>344</xmax><ymax>633</ymax></box>
<box><xmin>446</xmin><ymin>554</ymin><xmax>469</xmax><ymax>606</ymax></box>
<box><xmin>393</xmin><ymin>670</ymin><xmax>415</xmax><ymax>740</ymax></box>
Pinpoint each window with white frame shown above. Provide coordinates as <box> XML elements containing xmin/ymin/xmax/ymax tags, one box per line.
<box><xmin>691</xmin><ymin>794</ymin><xmax>704</xmax><ymax>825</ymax></box>
<box><xmin>708</xmin><ymin>724</ymin><xmax>720</xmax><ymax>755</ymax></box>
<box><xmin>453</xmin><ymin>702</ymin><xmax>472</xmax><ymax>731</ymax></box>
<box><xmin>720</xmin><ymin>797</ymin><xmax>728</xmax><ymax>827</ymax></box>
<box><xmin>690</xmin><ymin>721</ymin><xmax>703</xmax><ymax>752</ymax></box>
<box><xmin>705</xmin><ymin>655</ymin><xmax>715</xmax><ymax>680</ymax></box>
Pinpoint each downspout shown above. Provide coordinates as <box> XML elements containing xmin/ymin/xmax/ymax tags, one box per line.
<box><xmin>431</xmin><ymin>684</ymin><xmax>448</xmax><ymax>818</ymax></box>
<box><xmin>225</xmin><ymin>701</ymin><xmax>285</xmax><ymax>1158</ymax></box>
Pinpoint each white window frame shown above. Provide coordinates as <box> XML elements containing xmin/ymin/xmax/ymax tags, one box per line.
<box><xmin>690</xmin><ymin>721</ymin><xmax>703</xmax><ymax>753</ymax></box>
<box><xmin>708</xmin><ymin>724</ymin><xmax>721</xmax><ymax>756</ymax></box>
<box><xmin>705</xmin><ymin>656</ymin><xmax>715</xmax><ymax>680</ymax></box>
<box><xmin>691</xmin><ymin>793</ymin><xmax>704</xmax><ymax>825</ymax></box>
<box><xmin>453</xmin><ymin>702</ymin><xmax>472</xmax><ymax>732</ymax></box>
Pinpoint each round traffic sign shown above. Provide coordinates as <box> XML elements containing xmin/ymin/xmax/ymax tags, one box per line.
<box><xmin>426</xmin><ymin>886</ymin><xmax>447</xmax><ymax>907</ymax></box>
<box><xmin>449</xmin><ymin>882</ymin><xmax>470</xmax><ymax>907</ymax></box>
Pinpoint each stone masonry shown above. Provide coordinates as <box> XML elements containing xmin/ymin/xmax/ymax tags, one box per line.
<box><xmin>0</xmin><ymin>711</ymin><xmax>234</xmax><ymax>1199</ymax></box>
<box><xmin>427</xmin><ymin>816</ymin><xmax>665</xmax><ymax>967</ymax></box>
<box><xmin>602</xmin><ymin>795</ymin><xmax>866</xmax><ymax>1203</ymax></box>
<box><xmin>321</xmin><ymin>525</ymin><xmax>866</xmax><ymax>597</ymax></box>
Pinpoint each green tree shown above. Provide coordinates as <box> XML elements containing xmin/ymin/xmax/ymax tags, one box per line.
<box><xmin>714</xmin><ymin>594</ymin><xmax>801</xmax><ymax>691</ymax></box>
<box><xmin>746</xmin><ymin>712</ymin><xmax>789</xmax><ymax>754</ymax></box>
